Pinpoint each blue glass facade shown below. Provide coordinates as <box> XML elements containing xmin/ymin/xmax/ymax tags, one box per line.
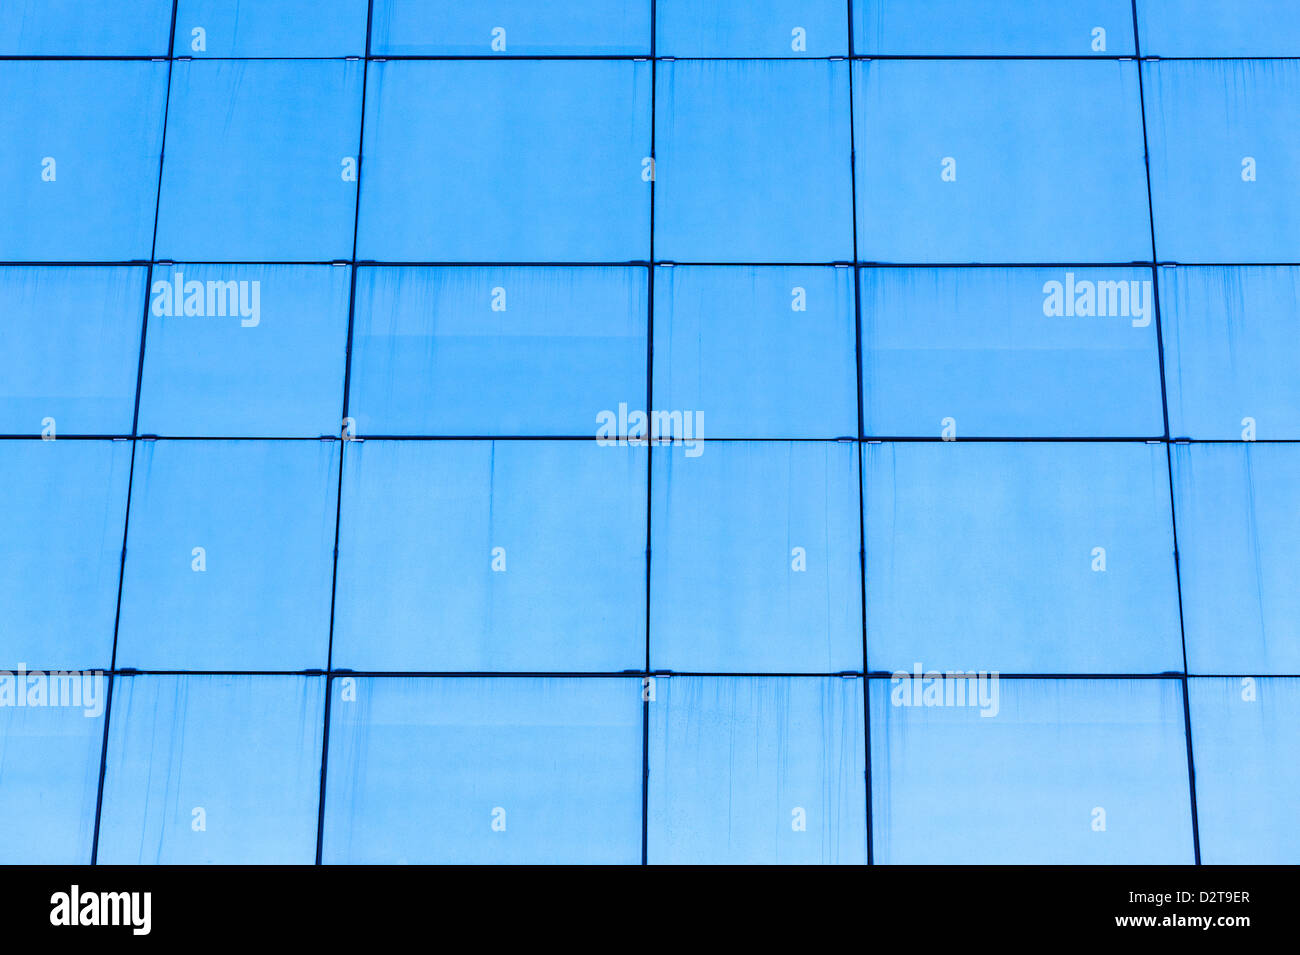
<box><xmin>0</xmin><ymin>2</ymin><xmax>1295</xmax><ymax>865</ymax></box>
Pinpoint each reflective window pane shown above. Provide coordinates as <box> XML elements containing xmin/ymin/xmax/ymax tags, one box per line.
<box><xmin>1144</xmin><ymin>60</ymin><xmax>1300</xmax><ymax>263</ymax></box>
<box><xmin>371</xmin><ymin>0</ymin><xmax>649</xmax><ymax>56</ymax></box>
<box><xmin>98</xmin><ymin>675</ymin><xmax>325</xmax><ymax>864</ymax></box>
<box><xmin>137</xmin><ymin>265</ymin><xmax>351</xmax><ymax>438</ymax></box>
<box><xmin>1172</xmin><ymin>443</ymin><xmax>1300</xmax><ymax>675</ymax></box>
<box><xmin>864</xmin><ymin>442</ymin><xmax>1182</xmax><ymax>674</ymax></box>
<box><xmin>651</xmin><ymin>441</ymin><xmax>862</xmax><ymax>673</ymax></box>
<box><xmin>0</xmin><ymin>63</ymin><xmax>167</xmax><ymax>261</ymax></box>
<box><xmin>348</xmin><ymin>267</ymin><xmax>646</xmax><ymax>436</ymax></box>
<box><xmin>870</xmin><ymin>678</ymin><xmax>1194</xmax><ymax>863</ymax></box>
<box><xmin>656</xmin><ymin>60</ymin><xmax>852</xmax><ymax>263</ymax></box>
<box><xmin>854</xmin><ymin>0</ymin><xmax>1134</xmax><ymax>55</ymax></box>
<box><xmin>322</xmin><ymin>677</ymin><xmax>643</xmax><ymax>863</ymax></box>
<box><xmin>116</xmin><ymin>441</ymin><xmax>338</xmax><ymax>671</ymax></box>
<box><xmin>861</xmin><ymin>267</ymin><xmax>1164</xmax><ymax>438</ymax></box>
<box><xmin>1189</xmin><ymin>677</ymin><xmax>1300</xmax><ymax>864</ymax></box>
<box><xmin>1161</xmin><ymin>266</ymin><xmax>1300</xmax><ymax>441</ymax></box>
<box><xmin>357</xmin><ymin>61</ymin><xmax>651</xmax><ymax>262</ymax></box>
<box><xmin>0</xmin><ymin>267</ymin><xmax>145</xmax><ymax>436</ymax></box>
<box><xmin>173</xmin><ymin>0</ymin><xmax>369</xmax><ymax>57</ymax></box>
<box><xmin>658</xmin><ymin>1</ymin><xmax>847</xmax><ymax>57</ymax></box>
<box><xmin>334</xmin><ymin>440</ymin><xmax>646</xmax><ymax>672</ymax></box>
<box><xmin>0</xmin><ymin>441</ymin><xmax>130</xmax><ymax>670</ymax></box>
<box><xmin>648</xmin><ymin>676</ymin><xmax>866</xmax><ymax>864</ymax></box>
<box><xmin>156</xmin><ymin>61</ymin><xmax>363</xmax><ymax>262</ymax></box>
<box><xmin>653</xmin><ymin>266</ymin><xmax>857</xmax><ymax>439</ymax></box>
<box><xmin>0</xmin><ymin>691</ymin><xmax>104</xmax><ymax>864</ymax></box>
<box><xmin>854</xmin><ymin>61</ymin><xmax>1149</xmax><ymax>263</ymax></box>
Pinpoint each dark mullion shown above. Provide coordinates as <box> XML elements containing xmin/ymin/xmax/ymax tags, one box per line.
<box><xmin>1131</xmin><ymin>0</ymin><xmax>1202</xmax><ymax>866</ymax></box>
<box><xmin>846</xmin><ymin>0</ymin><xmax>874</xmax><ymax>868</ymax></box>
<box><xmin>640</xmin><ymin>5</ymin><xmax>657</xmax><ymax>868</ymax></box>
<box><xmin>2</xmin><ymin>434</ymin><xmax>1299</xmax><ymax>444</ymax></box>
<box><xmin>4</xmin><ymin>259</ymin><xmax>1300</xmax><ymax>268</ymax></box>
<box><xmin>13</xmin><ymin>667</ymin><xmax>1282</xmax><ymax>680</ymax></box>
<box><xmin>5</xmin><ymin>53</ymin><xmax>1297</xmax><ymax>63</ymax></box>
<box><xmin>89</xmin><ymin>0</ymin><xmax>181</xmax><ymax>867</ymax></box>
<box><xmin>314</xmin><ymin>0</ymin><xmax>375</xmax><ymax>868</ymax></box>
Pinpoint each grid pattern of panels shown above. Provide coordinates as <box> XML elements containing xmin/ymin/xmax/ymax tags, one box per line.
<box><xmin>1</xmin><ymin>1</ymin><xmax>1297</xmax><ymax>865</ymax></box>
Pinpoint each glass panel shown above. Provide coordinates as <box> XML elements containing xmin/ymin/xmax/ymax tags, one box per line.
<box><xmin>0</xmin><ymin>684</ymin><xmax>105</xmax><ymax>864</ymax></box>
<box><xmin>864</xmin><ymin>442</ymin><xmax>1183</xmax><ymax>674</ymax></box>
<box><xmin>0</xmin><ymin>62</ymin><xmax>167</xmax><ymax>261</ymax></box>
<box><xmin>1143</xmin><ymin>60</ymin><xmax>1300</xmax><ymax>264</ymax></box>
<box><xmin>0</xmin><ymin>440</ymin><xmax>130</xmax><ymax>670</ymax></box>
<box><xmin>870</xmin><ymin>678</ymin><xmax>1195</xmax><ymax>863</ymax></box>
<box><xmin>651</xmin><ymin>441</ymin><xmax>862</xmax><ymax>673</ymax></box>
<box><xmin>1136</xmin><ymin>0</ymin><xmax>1300</xmax><ymax>57</ymax></box>
<box><xmin>1161</xmin><ymin>266</ymin><xmax>1300</xmax><ymax>440</ymax></box>
<box><xmin>656</xmin><ymin>60</ymin><xmax>852</xmax><ymax>263</ymax></box>
<box><xmin>653</xmin><ymin>265</ymin><xmax>857</xmax><ymax>439</ymax></box>
<box><xmin>1188</xmin><ymin>677</ymin><xmax>1300</xmax><ymax>864</ymax></box>
<box><xmin>1172</xmin><ymin>443</ymin><xmax>1300</xmax><ymax>674</ymax></box>
<box><xmin>155</xmin><ymin>60</ymin><xmax>364</xmax><ymax>262</ymax></box>
<box><xmin>861</xmin><ymin>267</ymin><xmax>1163</xmax><ymax>438</ymax></box>
<box><xmin>173</xmin><ymin>0</ymin><xmax>369</xmax><ymax>57</ymax></box>
<box><xmin>658</xmin><ymin>1</ymin><xmax>847</xmax><ymax>57</ymax></box>
<box><xmin>357</xmin><ymin>61</ymin><xmax>651</xmax><ymax>262</ymax></box>
<box><xmin>333</xmin><ymin>440</ymin><xmax>646</xmax><ymax>672</ymax></box>
<box><xmin>347</xmin><ymin>267</ymin><xmax>646</xmax><ymax>436</ymax></box>
<box><xmin>116</xmin><ymin>440</ymin><xmax>338</xmax><ymax>671</ymax></box>
<box><xmin>0</xmin><ymin>266</ymin><xmax>145</xmax><ymax>436</ymax></box>
<box><xmin>371</xmin><ymin>0</ymin><xmax>649</xmax><ymax>56</ymax></box>
<box><xmin>648</xmin><ymin>676</ymin><xmax>866</xmax><ymax>864</ymax></box>
<box><xmin>321</xmin><ymin>677</ymin><xmax>643</xmax><ymax>863</ymax></box>
<box><xmin>854</xmin><ymin>60</ymin><xmax>1149</xmax><ymax>264</ymax></box>
<box><xmin>137</xmin><ymin>264</ymin><xmax>350</xmax><ymax>438</ymax></box>
<box><xmin>0</xmin><ymin>0</ymin><xmax>172</xmax><ymax>55</ymax></box>
<box><xmin>98</xmin><ymin>675</ymin><xmax>325</xmax><ymax>864</ymax></box>
<box><xmin>854</xmin><ymin>0</ymin><xmax>1134</xmax><ymax>55</ymax></box>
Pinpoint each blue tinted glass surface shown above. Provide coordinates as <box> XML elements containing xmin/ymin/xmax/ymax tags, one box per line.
<box><xmin>658</xmin><ymin>1</ymin><xmax>847</xmax><ymax>57</ymax></box>
<box><xmin>1137</xmin><ymin>0</ymin><xmax>1300</xmax><ymax>57</ymax></box>
<box><xmin>322</xmin><ymin>677</ymin><xmax>642</xmax><ymax>863</ymax></box>
<box><xmin>137</xmin><ymin>265</ymin><xmax>350</xmax><ymax>437</ymax></box>
<box><xmin>871</xmin><ymin>678</ymin><xmax>1195</xmax><ymax>863</ymax></box>
<box><xmin>864</xmin><ymin>442</ymin><xmax>1182</xmax><ymax>674</ymax></box>
<box><xmin>1172</xmin><ymin>443</ymin><xmax>1300</xmax><ymax>675</ymax></box>
<box><xmin>0</xmin><ymin>267</ymin><xmax>144</xmax><ymax>435</ymax></box>
<box><xmin>4</xmin><ymin>0</ymin><xmax>1297</xmax><ymax>868</ymax></box>
<box><xmin>1189</xmin><ymin>677</ymin><xmax>1300</xmax><ymax>864</ymax></box>
<box><xmin>0</xmin><ymin>441</ymin><xmax>130</xmax><ymax>670</ymax></box>
<box><xmin>0</xmin><ymin>62</ymin><xmax>167</xmax><ymax>261</ymax></box>
<box><xmin>0</xmin><ymin>695</ymin><xmax>104</xmax><ymax>864</ymax></box>
<box><xmin>357</xmin><ymin>61</ymin><xmax>651</xmax><ymax>262</ymax></box>
<box><xmin>861</xmin><ymin>267</ymin><xmax>1164</xmax><ymax>438</ymax></box>
<box><xmin>656</xmin><ymin>60</ymin><xmax>852</xmax><ymax>263</ymax></box>
<box><xmin>1144</xmin><ymin>60</ymin><xmax>1300</xmax><ymax>263</ymax></box>
<box><xmin>854</xmin><ymin>0</ymin><xmax>1134</xmax><ymax>55</ymax></box>
<box><xmin>854</xmin><ymin>60</ymin><xmax>1149</xmax><ymax>263</ymax></box>
<box><xmin>116</xmin><ymin>441</ymin><xmax>338</xmax><ymax>671</ymax></box>
<box><xmin>651</xmin><ymin>441</ymin><xmax>861</xmax><ymax>673</ymax></box>
<box><xmin>1162</xmin><ymin>267</ymin><xmax>1300</xmax><ymax>440</ymax></box>
<box><xmin>371</xmin><ymin>0</ymin><xmax>649</xmax><ymax>55</ymax></box>
<box><xmin>333</xmin><ymin>440</ymin><xmax>646</xmax><ymax>672</ymax></box>
<box><xmin>98</xmin><ymin>675</ymin><xmax>325</xmax><ymax>864</ymax></box>
<box><xmin>173</xmin><ymin>0</ymin><xmax>369</xmax><ymax>56</ymax></box>
<box><xmin>0</xmin><ymin>0</ymin><xmax>172</xmax><ymax>55</ymax></box>
<box><xmin>155</xmin><ymin>60</ymin><xmax>363</xmax><ymax>261</ymax></box>
<box><xmin>348</xmin><ymin>267</ymin><xmax>646</xmax><ymax>436</ymax></box>
<box><xmin>648</xmin><ymin>677</ymin><xmax>866</xmax><ymax>864</ymax></box>
<box><xmin>653</xmin><ymin>266</ymin><xmax>857</xmax><ymax>439</ymax></box>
